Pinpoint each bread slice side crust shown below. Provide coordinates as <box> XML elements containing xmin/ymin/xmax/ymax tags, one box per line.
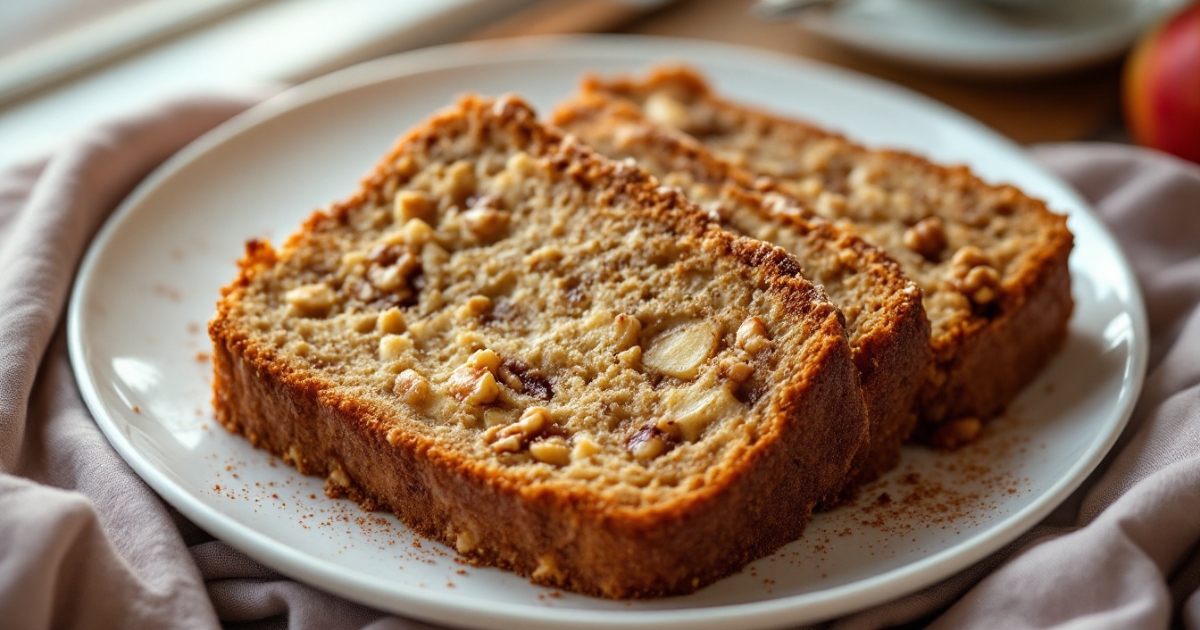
<box><xmin>210</xmin><ymin>95</ymin><xmax>869</xmax><ymax>598</ymax></box>
<box><xmin>552</xmin><ymin>96</ymin><xmax>931</xmax><ymax>492</ymax></box>
<box><xmin>574</xmin><ymin>67</ymin><xmax>1074</xmax><ymax>439</ymax></box>
<box><xmin>211</xmin><ymin>305</ymin><xmax>863</xmax><ymax>598</ymax></box>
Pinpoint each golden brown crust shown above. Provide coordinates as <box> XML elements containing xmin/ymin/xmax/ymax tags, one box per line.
<box><xmin>574</xmin><ymin>66</ymin><xmax>1073</xmax><ymax>437</ymax></box>
<box><xmin>551</xmin><ymin>95</ymin><xmax>930</xmax><ymax>494</ymax></box>
<box><xmin>210</xmin><ymin>95</ymin><xmax>869</xmax><ymax>598</ymax></box>
<box><xmin>914</xmin><ymin>235</ymin><xmax>1073</xmax><ymax>429</ymax></box>
<box><xmin>211</xmin><ymin>311</ymin><xmax>863</xmax><ymax>598</ymax></box>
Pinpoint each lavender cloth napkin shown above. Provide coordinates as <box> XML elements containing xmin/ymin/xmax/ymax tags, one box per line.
<box><xmin>0</xmin><ymin>98</ymin><xmax>1197</xmax><ymax>630</ymax></box>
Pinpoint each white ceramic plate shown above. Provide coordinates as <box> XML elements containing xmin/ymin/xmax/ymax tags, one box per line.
<box><xmin>68</xmin><ymin>36</ymin><xmax>1147</xmax><ymax>630</ymax></box>
<box><xmin>795</xmin><ymin>0</ymin><xmax>1185</xmax><ymax>78</ymax></box>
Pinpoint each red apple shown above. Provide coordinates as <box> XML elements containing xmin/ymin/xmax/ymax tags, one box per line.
<box><xmin>1124</xmin><ymin>2</ymin><xmax>1200</xmax><ymax>163</ymax></box>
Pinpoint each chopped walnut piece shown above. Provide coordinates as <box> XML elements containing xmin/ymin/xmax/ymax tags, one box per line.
<box><xmin>736</xmin><ymin>317</ymin><xmax>771</xmax><ymax>354</ymax></box>
<box><xmin>951</xmin><ymin>245</ymin><xmax>990</xmax><ymax>271</ymax></box>
<box><xmin>904</xmin><ymin>217</ymin><xmax>947</xmax><ymax>260</ymax></box>
<box><xmin>465</xmin><ymin>349</ymin><xmax>501</xmax><ymax>374</ymax></box>
<box><xmin>507</xmin><ymin>151</ymin><xmax>535</xmax><ymax>176</ymax></box>
<box><xmin>393</xmin><ymin>369</ymin><xmax>430</xmax><ymax>405</ymax></box>
<box><xmin>441</xmin><ymin>161</ymin><xmax>477</xmax><ymax>204</ymax></box>
<box><xmin>466</xmin><ymin>371</ymin><xmax>500</xmax><ymax>406</ymax></box>
<box><xmin>368</xmin><ymin>256</ymin><xmax>416</xmax><ymax>292</ymax></box>
<box><xmin>532</xmin><ymin>555</ymin><xmax>563</xmax><ymax>582</ymax></box>
<box><xmin>449</xmin><ymin>364</ymin><xmax>501</xmax><ymax>406</ymax></box>
<box><xmin>506</xmin><ymin>406</ymin><xmax>549</xmax><ymax>437</ymax></box>
<box><xmin>530</xmin><ymin>437</ymin><xmax>571</xmax><ymax>466</ymax></box>
<box><xmin>945</xmin><ymin>245</ymin><xmax>1003</xmax><ymax>305</ymax></box>
<box><xmin>627</xmin><ymin>426</ymin><xmax>669</xmax><ymax>461</ymax></box>
<box><xmin>962</xmin><ymin>265</ymin><xmax>1002</xmax><ymax>305</ymax></box>
<box><xmin>460</xmin><ymin>295</ymin><xmax>492</xmax><ymax>318</ymax></box>
<box><xmin>488</xmin><ymin>406</ymin><xmax>553</xmax><ymax>453</ymax></box>
<box><xmin>393</xmin><ymin>190</ymin><xmax>434</xmax><ymax>224</ymax></box>
<box><xmin>378</xmin><ymin>307</ymin><xmax>406</xmax><ymax>335</ymax></box>
<box><xmin>632</xmin><ymin>436</ymin><xmax>666</xmax><ymax>460</ymax></box>
<box><xmin>401</xmin><ymin>218</ymin><xmax>435</xmax><ymax>249</ymax></box>
<box><xmin>461</xmin><ymin>205</ymin><xmax>508</xmax><ymax>241</ymax></box>
<box><xmin>285</xmin><ymin>284</ymin><xmax>334</xmax><ymax>317</ymax></box>
<box><xmin>492</xmin><ymin>434</ymin><xmax>522</xmax><ymax>453</ymax></box>
<box><xmin>571</xmin><ymin>435</ymin><xmax>602</xmax><ymax>461</ymax></box>
<box><xmin>724</xmin><ymin>361</ymin><xmax>754</xmax><ymax>383</ymax></box>
<box><xmin>327</xmin><ymin>465</ymin><xmax>350</xmax><ymax>488</ymax></box>
<box><xmin>455</xmin><ymin>530</ymin><xmax>478</xmax><ymax>554</ymax></box>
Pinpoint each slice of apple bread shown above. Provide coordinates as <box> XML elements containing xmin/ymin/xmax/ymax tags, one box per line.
<box><xmin>573</xmin><ymin>67</ymin><xmax>1073</xmax><ymax>446</ymax></box>
<box><xmin>552</xmin><ymin>95</ymin><xmax>930</xmax><ymax>494</ymax></box>
<box><xmin>209</xmin><ymin>94</ymin><xmax>868</xmax><ymax>598</ymax></box>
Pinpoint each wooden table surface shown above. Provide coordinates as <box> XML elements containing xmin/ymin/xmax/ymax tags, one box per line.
<box><xmin>471</xmin><ymin>0</ymin><xmax>1128</xmax><ymax>145</ymax></box>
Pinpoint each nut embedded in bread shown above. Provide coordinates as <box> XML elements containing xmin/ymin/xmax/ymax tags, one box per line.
<box><xmin>573</xmin><ymin>67</ymin><xmax>1074</xmax><ymax>438</ymax></box>
<box><xmin>208</xmin><ymin>94</ymin><xmax>869</xmax><ymax>598</ymax></box>
<box><xmin>551</xmin><ymin>96</ymin><xmax>931</xmax><ymax>495</ymax></box>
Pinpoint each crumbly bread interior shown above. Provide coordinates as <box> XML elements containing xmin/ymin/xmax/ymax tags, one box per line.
<box><xmin>552</xmin><ymin>98</ymin><xmax>930</xmax><ymax>486</ymax></box>
<box><xmin>216</xmin><ymin>96</ymin><xmax>860</xmax><ymax>509</ymax></box>
<box><xmin>578</xmin><ymin>68</ymin><xmax>1073</xmax><ymax>429</ymax></box>
<box><xmin>552</xmin><ymin>99</ymin><xmax>924</xmax><ymax>384</ymax></box>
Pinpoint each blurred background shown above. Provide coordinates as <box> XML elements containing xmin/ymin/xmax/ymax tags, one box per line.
<box><xmin>0</xmin><ymin>0</ymin><xmax>1195</xmax><ymax>170</ymax></box>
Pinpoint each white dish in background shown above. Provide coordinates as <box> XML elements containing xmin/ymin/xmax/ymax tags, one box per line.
<box><xmin>68</xmin><ymin>36</ymin><xmax>1147</xmax><ymax>629</ymax></box>
<box><xmin>795</xmin><ymin>0</ymin><xmax>1185</xmax><ymax>77</ymax></box>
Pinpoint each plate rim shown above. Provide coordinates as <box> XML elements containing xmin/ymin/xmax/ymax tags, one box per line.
<box><xmin>795</xmin><ymin>0</ymin><xmax>1178</xmax><ymax>77</ymax></box>
<box><xmin>67</xmin><ymin>34</ymin><xmax>1150</xmax><ymax>630</ymax></box>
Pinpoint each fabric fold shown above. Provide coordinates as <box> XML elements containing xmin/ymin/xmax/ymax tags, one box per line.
<box><xmin>0</xmin><ymin>96</ymin><xmax>258</xmax><ymax>630</ymax></box>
